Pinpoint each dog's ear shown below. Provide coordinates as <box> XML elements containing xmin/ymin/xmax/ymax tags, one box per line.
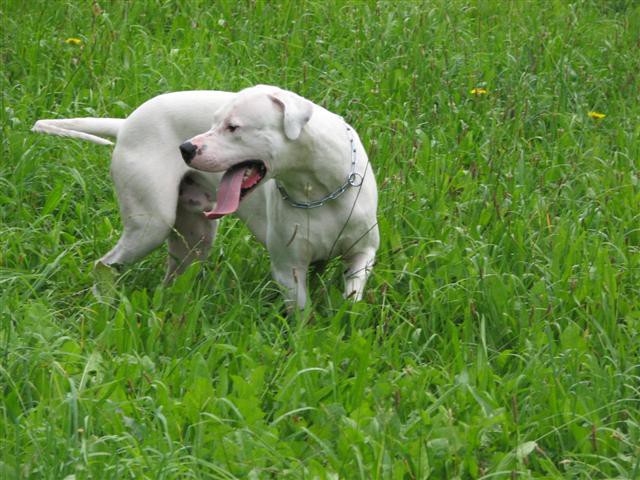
<box><xmin>268</xmin><ymin>91</ymin><xmax>313</xmax><ymax>140</ymax></box>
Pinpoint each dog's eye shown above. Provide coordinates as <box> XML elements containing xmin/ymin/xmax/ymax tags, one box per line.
<box><xmin>227</xmin><ymin>124</ymin><xmax>239</xmax><ymax>133</ymax></box>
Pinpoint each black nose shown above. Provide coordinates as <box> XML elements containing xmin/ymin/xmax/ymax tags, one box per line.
<box><xmin>179</xmin><ymin>142</ymin><xmax>197</xmax><ymax>164</ymax></box>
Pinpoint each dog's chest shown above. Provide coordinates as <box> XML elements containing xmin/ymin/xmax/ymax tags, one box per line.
<box><xmin>268</xmin><ymin>205</ymin><xmax>366</xmax><ymax>261</ymax></box>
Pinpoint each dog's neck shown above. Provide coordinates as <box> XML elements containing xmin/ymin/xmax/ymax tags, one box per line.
<box><xmin>274</xmin><ymin>113</ymin><xmax>356</xmax><ymax>206</ymax></box>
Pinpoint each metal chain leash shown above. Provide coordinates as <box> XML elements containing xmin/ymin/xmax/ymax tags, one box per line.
<box><xmin>276</xmin><ymin>123</ymin><xmax>364</xmax><ymax>209</ymax></box>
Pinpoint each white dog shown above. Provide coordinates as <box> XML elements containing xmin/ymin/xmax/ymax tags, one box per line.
<box><xmin>34</xmin><ymin>91</ymin><xmax>238</xmax><ymax>282</ymax></box>
<box><xmin>33</xmin><ymin>86</ymin><xmax>379</xmax><ymax>307</ymax></box>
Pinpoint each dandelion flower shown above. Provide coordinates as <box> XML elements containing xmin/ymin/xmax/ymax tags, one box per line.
<box><xmin>64</xmin><ymin>38</ymin><xmax>82</xmax><ymax>46</ymax></box>
<box><xmin>588</xmin><ymin>111</ymin><xmax>606</xmax><ymax>119</ymax></box>
<box><xmin>470</xmin><ymin>87</ymin><xmax>488</xmax><ymax>95</ymax></box>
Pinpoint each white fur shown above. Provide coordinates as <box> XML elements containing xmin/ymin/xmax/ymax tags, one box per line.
<box><xmin>32</xmin><ymin>118</ymin><xmax>122</xmax><ymax>145</ymax></box>
<box><xmin>34</xmin><ymin>91</ymin><xmax>239</xmax><ymax>281</ymax></box>
<box><xmin>33</xmin><ymin>87</ymin><xmax>379</xmax><ymax>307</ymax></box>
<box><xmin>185</xmin><ymin>85</ymin><xmax>379</xmax><ymax>307</ymax></box>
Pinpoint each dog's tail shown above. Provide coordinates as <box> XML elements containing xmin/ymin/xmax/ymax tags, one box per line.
<box><xmin>31</xmin><ymin>118</ymin><xmax>124</xmax><ymax>146</ymax></box>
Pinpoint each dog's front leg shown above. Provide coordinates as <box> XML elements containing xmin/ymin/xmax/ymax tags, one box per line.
<box><xmin>343</xmin><ymin>249</ymin><xmax>376</xmax><ymax>301</ymax></box>
<box><xmin>270</xmin><ymin>261</ymin><xmax>309</xmax><ymax>309</ymax></box>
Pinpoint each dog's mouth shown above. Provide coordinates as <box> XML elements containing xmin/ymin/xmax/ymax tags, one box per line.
<box><xmin>204</xmin><ymin>160</ymin><xmax>267</xmax><ymax>219</ymax></box>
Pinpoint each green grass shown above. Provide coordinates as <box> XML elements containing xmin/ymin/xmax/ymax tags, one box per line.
<box><xmin>2</xmin><ymin>0</ymin><xmax>639</xmax><ymax>478</ymax></box>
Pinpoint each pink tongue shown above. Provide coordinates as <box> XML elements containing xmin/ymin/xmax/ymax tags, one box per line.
<box><xmin>204</xmin><ymin>167</ymin><xmax>246</xmax><ymax>219</ymax></box>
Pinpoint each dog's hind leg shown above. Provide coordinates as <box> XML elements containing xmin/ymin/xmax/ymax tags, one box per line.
<box><xmin>164</xmin><ymin>174</ymin><xmax>218</xmax><ymax>281</ymax></box>
<box><xmin>93</xmin><ymin>210</ymin><xmax>175</xmax><ymax>299</ymax></box>
<box><xmin>98</xmin><ymin>145</ymin><xmax>182</xmax><ymax>269</ymax></box>
<box><xmin>98</xmin><ymin>213</ymin><xmax>175</xmax><ymax>267</ymax></box>
<box><xmin>343</xmin><ymin>249</ymin><xmax>376</xmax><ymax>302</ymax></box>
<box><xmin>165</xmin><ymin>207</ymin><xmax>217</xmax><ymax>282</ymax></box>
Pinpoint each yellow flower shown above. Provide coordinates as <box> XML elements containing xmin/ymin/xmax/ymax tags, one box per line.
<box><xmin>588</xmin><ymin>111</ymin><xmax>606</xmax><ymax>119</ymax></box>
<box><xmin>470</xmin><ymin>87</ymin><xmax>488</xmax><ymax>95</ymax></box>
<box><xmin>64</xmin><ymin>37</ymin><xmax>82</xmax><ymax>46</ymax></box>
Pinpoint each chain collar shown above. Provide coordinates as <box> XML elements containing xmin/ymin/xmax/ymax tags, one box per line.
<box><xmin>276</xmin><ymin>123</ymin><xmax>364</xmax><ymax>209</ymax></box>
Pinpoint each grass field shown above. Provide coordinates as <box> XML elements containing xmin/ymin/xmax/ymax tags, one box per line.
<box><xmin>2</xmin><ymin>0</ymin><xmax>640</xmax><ymax>478</ymax></box>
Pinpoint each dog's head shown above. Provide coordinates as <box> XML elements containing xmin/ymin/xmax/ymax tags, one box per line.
<box><xmin>182</xmin><ymin>85</ymin><xmax>314</xmax><ymax>173</ymax></box>
<box><xmin>179</xmin><ymin>85</ymin><xmax>313</xmax><ymax>218</ymax></box>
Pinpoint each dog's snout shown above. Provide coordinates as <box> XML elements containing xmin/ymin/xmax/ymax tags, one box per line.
<box><xmin>179</xmin><ymin>142</ymin><xmax>197</xmax><ymax>164</ymax></box>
